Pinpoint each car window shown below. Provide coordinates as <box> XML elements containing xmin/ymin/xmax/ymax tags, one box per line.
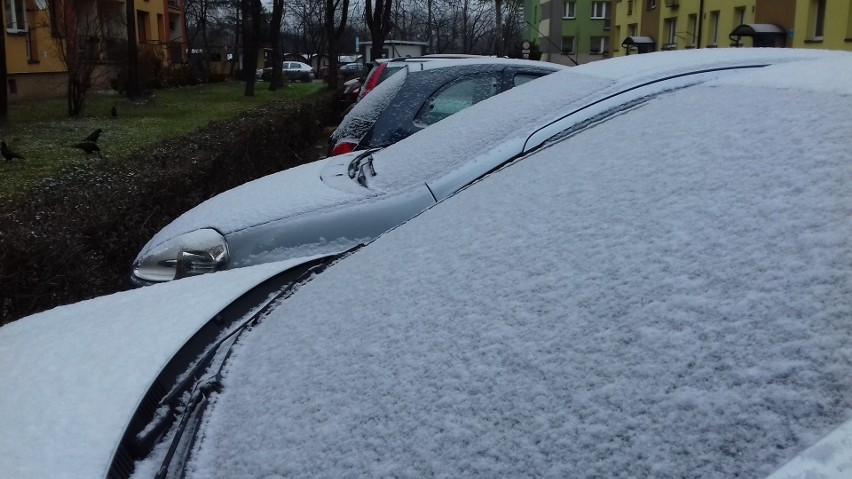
<box><xmin>415</xmin><ymin>75</ymin><xmax>499</xmax><ymax>126</ymax></box>
<box><xmin>514</xmin><ymin>73</ymin><xmax>545</xmax><ymax>87</ymax></box>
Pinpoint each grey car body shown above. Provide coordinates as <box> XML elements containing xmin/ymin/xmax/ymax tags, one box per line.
<box><xmin>132</xmin><ymin>50</ymin><xmax>837</xmax><ymax>286</ymax></box>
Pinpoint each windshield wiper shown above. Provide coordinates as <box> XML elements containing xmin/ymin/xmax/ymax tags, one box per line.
<box><xmin>347</xmin><ymin>148</ymin><xmax>382</xmax><ymax>187</ymax></box>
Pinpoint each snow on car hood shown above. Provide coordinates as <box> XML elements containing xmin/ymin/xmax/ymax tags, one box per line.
<box><xmin>0</xmin><ymin>259</ymin><xmax>306</xmax><ymax>479</ymax></box>
<box><xmin>183</xmin><ymin>53</ymin><xmax>852</xmax><ymax>478</ymax></box>
<box><xmin>140</xmin><ymin>156</ymin><xmax>373</xmax><ymax>253</ymax></box>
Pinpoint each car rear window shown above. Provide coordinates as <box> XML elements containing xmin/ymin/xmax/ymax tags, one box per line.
<box><xmin>415</xmin><ymin>75</ymin><xmax>499</xmax><ymax>126</ymax></box>
<box><xmin>332</xmin><ymin>66</ymin><xmax>410</xmax><ymax>144</ymax></box>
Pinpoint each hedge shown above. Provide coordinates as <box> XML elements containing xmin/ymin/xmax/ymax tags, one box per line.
<box><xmin>0</xmin><ymin>90</ymin><xmax>338</xmax><ymax>326</ymax></box>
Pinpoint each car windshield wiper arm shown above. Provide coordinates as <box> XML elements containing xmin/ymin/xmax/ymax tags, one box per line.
<box><xmin>347</xmin><ymin>148</ymin><xmax>382</xmax><ymax>187</ymax></box>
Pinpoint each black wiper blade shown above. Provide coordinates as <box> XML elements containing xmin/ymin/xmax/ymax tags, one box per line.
<box><xmin>347</xmin><ymin>148</ymin><xmax>382</xmax><ymax>186</ymax></box>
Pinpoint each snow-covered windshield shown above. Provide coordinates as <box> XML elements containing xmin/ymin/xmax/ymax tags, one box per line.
<box><xmin>175</xmin><ymin>55</ymin><xmax>852</xmax><ymax>478</ymax></box>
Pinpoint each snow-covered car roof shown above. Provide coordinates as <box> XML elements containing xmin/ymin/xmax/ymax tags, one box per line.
<box><xmin>173</xmin><ymin>53</ymin><xmax>852</xmax><ymax>477</ymax></box>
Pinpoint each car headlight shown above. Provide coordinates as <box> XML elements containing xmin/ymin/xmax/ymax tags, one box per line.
<box><xmin>133</xmin><ymin>228</ymin><xmax>230</xmax><ymax>283</ymax></box>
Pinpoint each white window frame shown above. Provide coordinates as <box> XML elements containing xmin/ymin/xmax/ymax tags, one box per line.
<box><xmin>812</xmin><ymin>0</ymin><xmax>826</xmax><ymax>39</ymax></box>
<box><xmin>590</xmin><ymin>36</ymin><xmax>610</xmax><ymax>54</ymax></box>
<box><xmin>686</xmin><ymin>14</ymin><xmax>697</xmax><ymax>47</ymax></box>
<box><xmin>561</xmin><ymin>36</ymin><xmax>575</xmax><ymax>54</ymax></box>
<box><xmin>665</xmin><ymin>17</ymin><xmax>678</xmax><ymax>47</ymax></box>
<box><xmin>591</xmin><ymin>2</ymin><xmax>610</xmax><ymax>19</ymax></box>
<box><xmin>708</xmin><ymin>11</ymin><xmax>720</xmax><ymax>46</ymax></box>
<box><xmin>563</xmin><ymin>1</ymin><xmax>576</xmax><ymax>19</ymax></box>
<box><xmin>5</xmin><ymin>0</ymin><xmax>29</xmax><ymax>33</ymax></box>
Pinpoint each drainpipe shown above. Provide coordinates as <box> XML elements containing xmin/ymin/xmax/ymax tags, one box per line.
<box><xmin>696</xmin><ymin>0</ymin><xmax>704</xmax><ymax>48</ymax></box>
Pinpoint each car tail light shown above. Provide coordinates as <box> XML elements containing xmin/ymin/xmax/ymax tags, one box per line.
<box><xmin>331</xmin><ymin>142</ymin><xmax>357</xmax><ymax>156</ymax></box>
<box><xmin>359</xmin><ymin>63</ymin><xmax>387</xmax><ymax>100</ymax></box>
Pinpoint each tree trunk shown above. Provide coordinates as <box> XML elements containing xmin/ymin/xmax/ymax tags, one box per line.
<box><xmin>325</xmin><ymin>0</ymin><xmax>350</xmax><ymax>91</ymax></box>
<box><xmin>0</xmin><ymin>7</ymin><xmax>8</xmax><ymax>124</ymax></box>
<box><xmin>242</xmin><ymin>0</ymin><xmax>262</xmax><ymax>96</ymax></box>
<box><xmin>494</xmin><ymin>0</ymin><xmax>503</xmax><ymax>56</ymax></box>
<box><xmin>365</xmin><ymin>0</ymin><xmax>393</xmax><ymax>62</ymax></box>
<box><xmin>268</xmin><ymin>0</ymin><xmax>285</xmax><ymax>91</ymax></box>
<box><xmin>126</xmin><ymin>0</ymin><xmax>140</xmax><ymax>99</ymax></box>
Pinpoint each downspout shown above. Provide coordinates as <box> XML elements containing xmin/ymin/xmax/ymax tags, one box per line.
<box><xmin>696</xmin><ymin>0</ymin><xmax>704</xmax><ymax>48</ymax></box>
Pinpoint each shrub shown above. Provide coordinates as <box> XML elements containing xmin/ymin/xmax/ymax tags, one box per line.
<box><xmin>0</xmin><ymin>90</ymin><xmax>338</xmax><ymax>325</ymax></box>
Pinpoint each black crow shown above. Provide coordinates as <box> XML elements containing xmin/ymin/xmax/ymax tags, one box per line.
<box><xmin>83</xmin><ymin>128</ymin><xmax>102</xmax><ymax>143</ymax></box>
<box><xmin>1</xmin><ymin>141</ymin><xmax>24</xmax><ymax>162</ymax></box>
<box><xmin>111</xmin><ymin>105</ymin><xmax>118</xmax><ymax>117</ymax></box>
<box><xmin>73</xmin><ymin>141</ymin><xmax>101</xmax><ymax>156</ymax></box>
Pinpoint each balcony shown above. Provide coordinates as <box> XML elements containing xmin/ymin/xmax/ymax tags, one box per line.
<box><xmin>665</xmin><ymin>0</ymin><xmax>679</xmax><ymax>8</ymax></box>
<box><xmin>167</xmin><ymin>0</ymin><xmax>180</xmax><ymax>10</ymax></box>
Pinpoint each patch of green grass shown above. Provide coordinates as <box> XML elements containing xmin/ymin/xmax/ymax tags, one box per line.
<box><xmin>0</xmin><ymin>81</ymin><xmax>323</xmax><ymax>197</ymax></box>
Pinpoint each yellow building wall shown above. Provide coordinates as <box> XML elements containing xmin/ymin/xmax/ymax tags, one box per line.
<box><xmin>614</xmin><ymin>0</ymin><xmax>766</xmax><ymax>55</ymax></box>
<box><xmin>792</xmin><ymin>0</ymin><xmax>852</xmax><ymax>50</ymax></box>
<box><xmin>5</xmin><ymin>4</ymin><xmax>66</xmax><ymax>74</ymax></box>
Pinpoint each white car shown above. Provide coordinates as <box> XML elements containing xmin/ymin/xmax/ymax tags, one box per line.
<box><xmin>256</xmin><ymin>61</ymin><xmax>315</xmax><ymax>82</ymax></box>
<box><xmin>131</xmin><ymin>51</ymin><xmax>832</xmax><ymax>286</ymax></box>
<box><xmin>4</xmin><ymin>49</ymin><xmax>852</xmax><ymax>478</ymax></box>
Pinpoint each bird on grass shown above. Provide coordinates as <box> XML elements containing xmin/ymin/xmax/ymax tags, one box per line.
<box><xmin>73</xmin><ymin>141</ymin><xmax>101</xmax><ymax>157</ymax></box>
<box><xmin>83</xmin><ymin>128</ymin><xmax>102</xmax><ymax>143</ymax></box>
<box><xmin>1</xmin><ymin>141</ymin><xmax>25</xmax><ymax>162</ymax></box>
<box><xmin>111</xmin><ymin>105</ymin><xmax>118</xmax><ymax>117</ymax></box>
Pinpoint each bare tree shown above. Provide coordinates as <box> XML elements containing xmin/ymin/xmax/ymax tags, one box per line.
<box><xmin>0</xmin><ymin>6</ymin><xmax>7</xmax><ymax>124</ymax></box>
<box><xmin>287</xmin><ymin>0</ymin><xmax>326</xmax><ymax>56</ymax></box>
<box><xmin>324</xmin><ymin>0</ymin><xmax>350</xmax><ymax>90</ymax></box>
<box><xmin>493</xmin><ymin>0</ymin><xmax>503</xmax><ymax>55</ymax></box>
<box><xmin>45</xmin><ymin>0</ymin><xmax>117</xmax><ymax>116</ymax></box>
<box><xmin>365</xmin><ymin>0</ymin><xmax>392</xmax><ymax>62</ymax></box>
<box><xmin>241</xmin><ymin>0</ymin><xmax>262</xmax><ymax>95</ymax></box>
<box><xmin>267</xmin><ymin>0</ymin><xmax>285</xmax><ymax>90</ymax></box>
<box><xmin>125</xmin><ymin>0</ymin><xmax>140</xmax><ymax>99</ymax></box>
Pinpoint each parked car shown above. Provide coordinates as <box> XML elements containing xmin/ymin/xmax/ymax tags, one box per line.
<box><xmin>328</xmin><ymin>57</ymin><xmax>564</xmax><ymax>157</ymax></box>
<box><xmin>358</xmin><ymin>54</ymin><xmax>489</xmax><ymax>101</ymax></box>
<box><xmin>257</xmin><ymin>61</ymin><xmax>314</xmax><ymax>82</ymax></box>
<box><xmin>131</xmin><ymin>49</ymin><xmax>839</xmax><ymax>288</ymax></box>
<box><xmin>4</xmin><ymin>49</ymin><xmax>852</xmax><ymax>479</ymax></box>
<box><xmin>339</xmin><ymin>62</ymin><xmax>369</xmax><ymax>81</ymax></box>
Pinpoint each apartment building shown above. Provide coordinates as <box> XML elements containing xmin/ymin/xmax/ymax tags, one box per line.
<box><xmin>528</xmin><ymin>0</ymin><xmax>614</xmax><ymax>65</ymax></box>
<box><xmin>612</xmin><ymin>0</ymin><xmax>852</xmax><ymax>56</ymax></box>
<box><xmin>4</xmin><ymin>0</ymin><xmax>187</xmax><ymax>102</ymax></box>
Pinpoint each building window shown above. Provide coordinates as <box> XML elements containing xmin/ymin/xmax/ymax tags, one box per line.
<box><xmin>4</xmin><ymin>0</ymin><xmax>28</xmax><ymax>33</ymax></box>
<box><xmin>137</xmin><ymin>11</ymin><xmax>149</xmax><ymax>42</ymax></box>
<box><xmin>561</xmin><ymin>36</ymin><xmax>575</xmax><ymax>54</ymax></box>
<box><xmin>26</xmin><ymin>28</ymin><xmax>39</xmax><ymax>62</ymax></box>
<box><xmin>629</xmin><ymin>23</ymin><xmax>638</xmax><ymax>37</ymax></box>
<box><xmin>812</xmin><ymin>0</ymin><xmax>826</xmax><ymax>38</ymax></box>
<box><xmin>591</xmin><ymin>1</ymin><xmax>610</xmax><ymax>19</ymax></box>
<box><xmin>590</xmin><ymin>36</ymin><xmax>610</xmax><ymax>54</ymax></box>
<box><xmin>663</xmin><ymin>17</ymin><xmax>677</xmax><ymax>49</ymax></box>
<box><xmin>627</xmin><ymin>0</ymin><xmax>634</xmax><ymax>15</ymax></box>
<box><xmin>686</xmin><ymin>14</ymin><xmax>697</xmax><ymax>47</ymax></box>
<box><xmin>708</xmin><ymin>10</ymin><xmax>720</xmax><ymax>46</ymax></box>
<box><xmin>732</xmin><ymin>7</ymin><xmax>746</xmax><ymax>46</ymax></box>
<box><xmin>734</xmin><ymin>6</ymin><xmax>746</xmax><ymax>26</ymax></box>
<box><xmin>647</xmin><ymin>0</ymin><xmax>656</xmax><ymax>10</ymax></box>
<box><xmin>564</xmin><ymin>1</ymin><xmax>576</xmax><ymax>19</ymax></box>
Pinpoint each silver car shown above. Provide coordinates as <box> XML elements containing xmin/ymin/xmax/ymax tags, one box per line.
<box><xmin>131</xmin><ymin>50</ymin><xmax>838</xmax><ymax>286</ymax></box>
